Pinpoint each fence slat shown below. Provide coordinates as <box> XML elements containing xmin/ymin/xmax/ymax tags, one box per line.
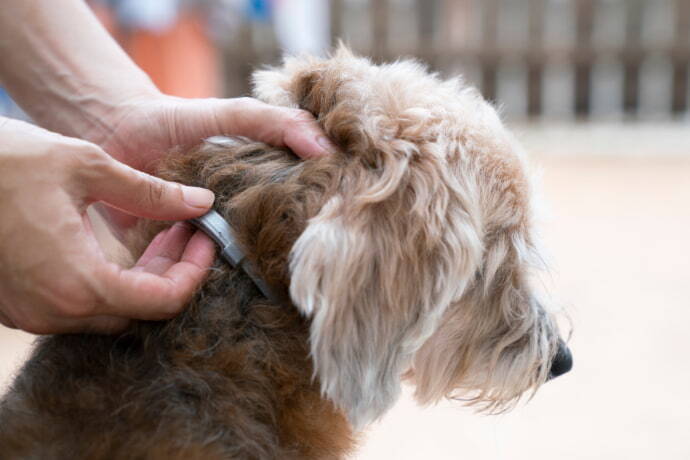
<box><xmin>440</xmin><ymin>0</ymin><xmax>473</xmax><ymax>50</ymax></box>
<box><xmin>416</xmin><ymin>0</ymin><xmax>440</xmax><ymax>66</ymax></box>
<box><xmin>574</xmin><ymin>0</ymin><xmax>595</xmax><ymax>117</ymax></box>
<box><xmin>481</xmin><ymin>0</ymin><xmax>499</xmax><ymax>102</ymax></box>
<box><xmin>217</xmin><ymin>0</ymin><xmax>685</xmax><ymax>119</ymax></box>
<box><xmin>223</xmin><ymin>21</ymin><xmax>255</xmax><ymax>97</ymax></box>
<box><xmin>623</xmin><ymin>0</ymin><xmax>643</xmax><ymax>115</ymax></box>
<box><xmin>371</xmin><ymin>0</ymin><xmax>389</xmax><ymax>60</ymax></box>
<box><xmin>330</xmin><ymin>0</ymin><xmax>344</xmax><ymax>47</ymax></box>
<box><xmin>527</xmin><ymin>0</ymin><xmax>545</xmax><ymax>117</ymax></box>
<box><xmin>672</xmin><ymin>0</ymin><xmax>690</xmax><ymax>114</ymax></box>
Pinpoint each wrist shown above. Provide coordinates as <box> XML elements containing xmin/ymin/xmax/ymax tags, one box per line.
<box><xmin>0</xmin><ymin>0</ymin><xmax>162</xmax><ymax>149</ymax></box>
<box><xmin>76</xmin><ymin>87</ymin><xmax>164</xmax><ymax>150</ymax></box>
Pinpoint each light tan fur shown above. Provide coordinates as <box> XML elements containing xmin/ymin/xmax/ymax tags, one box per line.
<box><xmin>254</xmin><ymin>46</ymin><xmax>565</xmax><ymax>427</ymax></box>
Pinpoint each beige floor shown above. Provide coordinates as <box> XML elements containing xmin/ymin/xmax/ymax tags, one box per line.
<box><xmin>2</xmin><ymin>124</ymin><xmax>690</xmax><ymax>459</ymax></box>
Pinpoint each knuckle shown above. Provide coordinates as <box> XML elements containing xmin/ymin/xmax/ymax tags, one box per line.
<box><xmin>140</xmin><ymin>177</ymin><xmax>168</xmax><ymax>209</ymax></box>
<box><xmin>235</xmin><ymin>96</ymin><xmax>262</xmax><ymax>112</ymax></box>
<box><xmin>161</xmin><ymin>299</ymin><xmax>186</xmax><ymax>318</ymax></box>
<box><xmin>289</xmin><ymin>109</ymin><xmax>315</xmax><ymax>124</ymax></box>
<box><xmin>38</xmin><ymin>143</ymin><xmax>71</xmax><ymax>171</ymax></box>
<box><xmin>12</xmin><ymin>311</ymin><xmax>52</xmax><ymax>335</ymax></box>
<box><xmin>0</xmin><ymin>306</ymin><xmax>19</xmax><ymax>330</ymax></box>
<box><xmin>65</xmin><ymin>143</ymin><xmax>112</xmax><ymax>179</ymax></box>
<box><xmin>0</xmin><ymin>316</ymin><xmax>17</xmax><ymax>329</ymax></box>
<box><xmin>16</xmin><ymin>318</ymin><xmax>49</xmax><ymax>335</ymax></box>
<box><xmin>51</xmin><ymin>300</ymin><xmax>91</xmax><ymax>319</ymax></box>
<box><xmin>156</xmin><ymin>283</ymin><xmax>187</xmax><ymax>318</ymax></box>
<box><xmin>227</xmin><ymin>96</ymin><xmax>258</xmax><ymax>115</ymax></box>
<box><xmin>73</xmin><ymin>142</ymin><xmax>107</xmax><ymax>166</ymax></box>
<box><xmin>48</xmin><ymin>280</ymin><xmax>98</xmax><ymax>319</ymax></box>
<box><xmin>235</xmin><ymin>96</ymin><xmax>255</xmax><ymax>106</ymax></box>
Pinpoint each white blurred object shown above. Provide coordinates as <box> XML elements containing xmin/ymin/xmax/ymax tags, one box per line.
<box><xmin>194</xmin><ymin>0</ymin><xmax>244</xmax><ymax>43</ymax></box>
<box><xmin>117</xmin><ymin>0</ymin><xmax>181</xmax><ymax>32</ymax></box>
<box><xmin>273</xmin><ymin>0</ymin><xmax>330</xmax><ymax>56</ymax></box>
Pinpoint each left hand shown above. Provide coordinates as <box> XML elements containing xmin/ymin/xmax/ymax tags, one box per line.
<box><xmin>87</xmin><ymin>95</ymin><xmax>337</xmax><ymax>235</ymax></box>
<box><xmin>0</xmin><ymin>117</ymin><xmax>217</xmax><ymax>333</ymax></box>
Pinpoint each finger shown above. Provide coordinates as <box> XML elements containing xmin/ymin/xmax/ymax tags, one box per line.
<box><xmin>0</xmin><ymin>309</ymin><xmax>17</xmax><ymax>329</ymax></box>
<box><xmin>133</xmin><ymin>223</ymin><xmax>195</xmax><ymax>275</ymax></box>
<box><xmin>78</xmin><ymin>152</ymin><xmax>215</xmax><ymax>221</ymax></box>
<box><xmin>216</xmin><ymin>98</ymin><xmax>338</xmax><ymax>159</ymax></box>
<box><xmin>95</xmin><ymin>230</ymin><xmax>216</xmax><ymax>320</ymax></box>
<box><xmin>281</xmin><ymin>110</ymin><xmax>339</xmax><ymax>159</ymax></box>
<box><xmin>134</xmin><ymin>226</ymin><xmax>173</xmax><ymax>267</ymax></box>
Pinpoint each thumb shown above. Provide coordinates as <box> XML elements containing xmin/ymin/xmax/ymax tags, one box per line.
<box><xmin>211</xmin><ymin>98</ymin><xmax>337</xmax><ymax>159</ymax></box>
<box><xmin>78</xmin><ymin>150</ymin><xmax>214</xmax><ymax>220</ymax></box>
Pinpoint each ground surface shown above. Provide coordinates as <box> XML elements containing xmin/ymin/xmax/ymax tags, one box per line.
<box><xmin>2</xmin><ymin>123</ymin><xmax>689</xmax><ymax>459</ymax></box>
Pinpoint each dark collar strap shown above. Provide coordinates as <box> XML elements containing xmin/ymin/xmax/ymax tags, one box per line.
<box><xmin>188</xmin><ymin>210</ymin><xmax>278</xmax><ymax>302</ymax></box>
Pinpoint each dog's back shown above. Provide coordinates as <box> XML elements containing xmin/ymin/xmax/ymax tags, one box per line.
<box><xmin>0</xmin><ymin>141</ymin><xmax>354</xmax><ymax>459</ymax></box>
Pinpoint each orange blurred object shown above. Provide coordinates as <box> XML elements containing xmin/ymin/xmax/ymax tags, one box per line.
<box><xmin>125</xmin><ymin>11</ymin><xmax>221</xmax><ymax>98</ymax></box>
<box><xmin>91</xmin><ymin>4</ymin><xmax>221</xmax><ymax>98</ymax></box>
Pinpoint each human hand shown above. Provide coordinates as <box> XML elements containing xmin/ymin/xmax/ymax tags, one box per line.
<box><xmin>84</xmin><ymin>94</ymin><xmax>337</xmax><ymax>235</ymax></box>
<box><xmin>93</xmin><ymin>95</ymin><xmax>336</xmax><ymax>171</ymax></box>
<box><xmin>0</xmin><ymin>117</ymin><xmax>216</xmax><ymax>334</ymax></box>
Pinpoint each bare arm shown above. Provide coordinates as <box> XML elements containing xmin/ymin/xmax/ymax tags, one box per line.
<box><xmin>0</xmin><ymin>0</ymin><xmax>335</xmax><ymax>170</ymax></box>
<box><xmin>0</xmin><ymin>0</ymin><xmax>158</xmax><ymax>141</ymax></box>
<box><xmin>0</xmin><ymin>0</ymin><xmax>335</xmax><ymax>334</ymax></box>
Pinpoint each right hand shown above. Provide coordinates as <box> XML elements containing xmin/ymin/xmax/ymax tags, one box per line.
<box><xmin>0</xmin><ymin>117</ymin><xmax>216</xmax><ymax>334</ymax></box>
<box><xmin>89</xmin><ymin>95</ymin><xmax>338</xmax><ymax>237</ymax></box>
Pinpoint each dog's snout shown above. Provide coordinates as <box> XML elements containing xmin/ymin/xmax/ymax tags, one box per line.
<box><xmin>548</xmin><ymin>340</ymin><xmax>573</xmax><ymax>380</ymax></box>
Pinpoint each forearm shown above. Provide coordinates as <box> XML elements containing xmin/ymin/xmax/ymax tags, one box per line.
<box><xmin>0</xmin><ymin>0</ymin><xmax>159</xmax><ymax>142</ymax></box>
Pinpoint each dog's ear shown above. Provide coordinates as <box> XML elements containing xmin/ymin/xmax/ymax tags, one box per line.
<box><xmin>252</xmin><ymin>45</ymin><xmax>360</xmax><ymax>117</ymax></box>
<box><xmin>288</xmin><ymin>145</ymin><xmax>483</xmax><ymax>427</ymax></box>
<box><xmin>252</xmin><ymin>53</ymin><xmax>326</xmax><ymax>109</ymax></box>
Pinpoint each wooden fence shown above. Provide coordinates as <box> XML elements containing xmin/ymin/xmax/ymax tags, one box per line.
<box><xmin>222</xmin><ymin>0</ymin><xmax>690</xmax><ymax>120</ymax></box>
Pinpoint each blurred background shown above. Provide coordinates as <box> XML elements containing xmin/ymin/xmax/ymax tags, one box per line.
<box><xmin>1</xmin><ymin>1</ymin><xmax>689</xmax><ymax>459</ymax></box>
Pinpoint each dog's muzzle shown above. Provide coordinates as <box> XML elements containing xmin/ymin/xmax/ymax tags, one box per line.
<box><xmin>548</xmin><ymin>340</ymin><xmax>573</xmax><ymax>379</ymax></box>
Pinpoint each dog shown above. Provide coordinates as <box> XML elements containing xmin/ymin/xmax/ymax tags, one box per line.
<box><xmin>0</xmin><ymin>47</ymin><xmax>571</xmax><ymax>459</ymax></box>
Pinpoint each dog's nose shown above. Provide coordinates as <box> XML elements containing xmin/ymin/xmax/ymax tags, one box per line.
<box><xmin>548</xmin><ymin>340</ymin><xmax>573</xmax><ymax>379</ymax></box>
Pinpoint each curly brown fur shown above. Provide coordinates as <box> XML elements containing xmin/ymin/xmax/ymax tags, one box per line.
<box><xmin>0</xmin><ymin>140</ymin><xmax>354</xmax><ymax>459</ymax></box>
<box><xmin>0</xmin><ymin>46</ymin><xmax>570</xmax><ymax>458</ymax></box>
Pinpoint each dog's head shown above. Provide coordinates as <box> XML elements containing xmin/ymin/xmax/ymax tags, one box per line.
<box><xmin>162</xmin><ymin>47</ymin><xmax>571</xmax><ymax>428</ymax></box>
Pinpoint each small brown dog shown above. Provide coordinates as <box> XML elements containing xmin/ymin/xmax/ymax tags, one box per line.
<box><xmin>0</xmin><ymin>47</ymin><xmax>571</xmax><ymax>459</ymax></box>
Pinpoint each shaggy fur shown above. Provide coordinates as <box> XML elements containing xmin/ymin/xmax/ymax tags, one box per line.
<box><xmin>0</xmin><ymin>47</ymin><xmax>568</xmax><ymax>458</ymax></box>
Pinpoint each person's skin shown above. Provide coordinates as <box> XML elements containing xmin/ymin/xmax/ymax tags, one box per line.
<box><xmin>0</xmin><ymin>0</ymin><xmax>335</xmax><ymax>334</ymax></box>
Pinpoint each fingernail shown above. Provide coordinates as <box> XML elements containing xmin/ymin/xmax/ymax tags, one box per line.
<box><xmin>316</xmin><ymin>135</ymin><xmax>338</xmax><ymax>155</ymax></box>
<box><xmin>182</xmin><ymin>186</ymin><xmax>215</xmax><ymax>208</ymax></box>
